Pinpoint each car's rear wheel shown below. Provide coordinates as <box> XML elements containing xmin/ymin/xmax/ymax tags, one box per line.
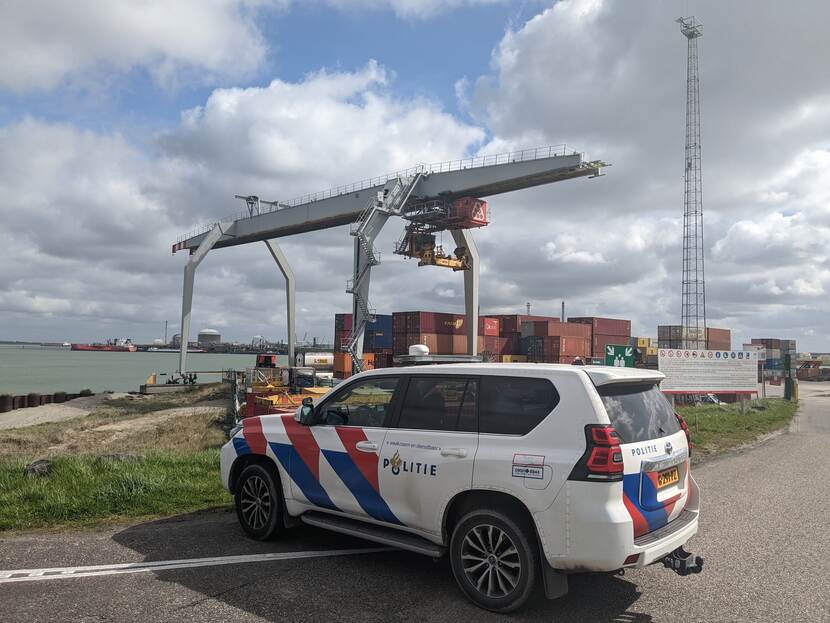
<box><xmin>449</xmin><ymin>507</ymin><xmax>539</xmax><ymax>613</ymax></box>
<box><xmin>235</xmin><ymin>463</ymin><xmax>282</xmax><ymax>540</ymax></box>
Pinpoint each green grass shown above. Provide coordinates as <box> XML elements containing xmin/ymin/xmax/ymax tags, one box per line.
<box><xmin>678</xmin><ymin>398</ymin><xmax>798</xmax><ymax>461</ymax></box>
<box><xmin>0</xmin><ymin>451</ymin><xmax>231</xmax><ymax>532</ymax></box>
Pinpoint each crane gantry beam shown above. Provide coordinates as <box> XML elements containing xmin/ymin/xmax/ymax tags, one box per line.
<box><xmin>171</xmin><ymin>146</ymin><xmax>606</xmax><ymax>373</ymax></box>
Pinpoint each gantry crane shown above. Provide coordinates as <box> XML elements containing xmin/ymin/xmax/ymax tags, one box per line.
<box><xmin>172</xmin><ymin>146</ymin><xmax>606</xmax><ymax>373</ymax></box>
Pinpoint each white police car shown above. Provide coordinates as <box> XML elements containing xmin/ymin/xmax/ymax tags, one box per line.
<box><xmin>220</xmin><ymin>362</ymin><xmax>702</xmax><ymax>612</ymax></box>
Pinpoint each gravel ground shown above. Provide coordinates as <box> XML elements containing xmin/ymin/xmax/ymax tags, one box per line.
<box><xmin>0</xmin><ymin>384</ymin><xmax>827</xmax><ymax>622</ymax></box>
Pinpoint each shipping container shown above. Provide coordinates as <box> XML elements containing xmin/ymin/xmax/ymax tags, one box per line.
<box><xmin>752</xmin><ymin>338</ymin><xmax>781</xmax><ymax>349</ymax></box>
<box><xmin>521</xmin><ymin>335</ymin><xmax>590</xmax><ymax>361</ymax></box>
<box><xmin>521</xmin><ymin>320</ymin><xmax>591</xmax><ymax>339</ymax></box>
<box><xmin>658</xmin><ymin>325</ymin><xmax>684</xmax><ymax>339</ymax></box>
<box><xmin>501</xmin><ymin>355</ymin><xmax>527</xmax><ymax>363</ymax></box>
<box><xmin>492</xmin><ymin>314</ymin><xmax>559</xmax><ymax>335</ymax></box>
<box><xmin>335</xmin><ymin>314</ymin><xmax>392</xmax><ymax>352</ymax></box>
<box><xmin>706</xmin><ymin>327</ymin><xmax>731</xmax><ymax>350</ymax></box>
<box><xmin>592</xmin><ymin>334</ymin><xmax>630</xmax><ymax>358</ymax></box>
<box><xmin>501</xmin><ymin>332</ymin><xmax>520</xmax><ymax>355</ymax></box>
<box><xmin>392</xmin><ymin>311</ymin><xmax>500</xmax><ymax>336</ymax></box>
<box><xmin>569</xmin><ymin>317</ymin><xmax>631</xmax><ymax>337</ymax></box>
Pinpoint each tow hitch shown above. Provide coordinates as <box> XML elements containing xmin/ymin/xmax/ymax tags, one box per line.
<box><xmin>662</xmin><ymin>546</ymin><xmax>704</xmax><ymax>576</ymax></box>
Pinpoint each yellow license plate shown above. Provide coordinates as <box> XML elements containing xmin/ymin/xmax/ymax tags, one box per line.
<box><xmin>657</xmin><ymin>466</ymin><xmax>680</xmax><ymax>489</ymax></box>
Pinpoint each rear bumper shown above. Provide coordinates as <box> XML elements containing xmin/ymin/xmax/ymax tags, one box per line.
<box><xmin>537</xmin><ymin>474</ymin><xmax>701</xmax><ymax>572</ymax></box>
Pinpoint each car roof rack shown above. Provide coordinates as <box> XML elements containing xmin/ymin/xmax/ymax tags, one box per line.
<box><xmin>393</xmin><ymin>353</ymin><xmax>483</xmax><ymax>367</ymax></box>
<box><xmin>392</xmin><ymin>345</ymin><xmax>482</xmax><ymax>367</ymax></box>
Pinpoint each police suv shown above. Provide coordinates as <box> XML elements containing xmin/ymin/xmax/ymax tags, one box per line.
<box><xmin>221</xmin><ymin>361</ymin><xmax>703</xmax><ymax>612</ymax></box>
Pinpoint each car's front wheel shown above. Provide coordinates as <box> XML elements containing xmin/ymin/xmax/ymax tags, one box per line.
<box><xmin>235</xmin><ymin>463</ymin><xmax>282</xmax><ymax>540</ymax></box>
<box><xmin>449</xmin><ymin>507</ymin><xmax>539</xmax><ymax>613</ymax></box>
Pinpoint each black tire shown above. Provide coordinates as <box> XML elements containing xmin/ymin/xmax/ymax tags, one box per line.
<box><xmin>234</xmin><ymin>463</ymin><xmax>283</xmax><ymax>540</ymax></box>
<box><xmin>449</xmin><ymin>507</ymin><xmax>539</xmax><ymax>613</ymax></box>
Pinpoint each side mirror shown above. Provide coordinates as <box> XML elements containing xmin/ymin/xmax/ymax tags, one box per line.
<box><xmin>295</xmin><ymin>397</ymin><xmax>315</xmax><ymax>425</ymax></box>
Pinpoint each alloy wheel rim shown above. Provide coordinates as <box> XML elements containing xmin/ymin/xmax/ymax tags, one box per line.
<box><xmin>240</xmin><ymin>475</ymin><xmax>271</xmax><ymax>530</ymax></box>
<box><xmin>461</xmin><ymin>524</ymin><xmax>521</xmax><ymax>598</ymax></box>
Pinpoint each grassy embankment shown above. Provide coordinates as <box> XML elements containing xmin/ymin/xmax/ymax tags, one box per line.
<box><xmin>0</xmin><ymin>390</ymin><xmax>798</xmax><ymax>532</ymax></box>
<box><xmin>0</xmin><ymin>385</ymin><xmax>233</xmax><ymax>531</ymax></box>
<box><xmin>678</xmin><ymin>397</ymin><xmax>798</xmax><ymax>462</ymax></box>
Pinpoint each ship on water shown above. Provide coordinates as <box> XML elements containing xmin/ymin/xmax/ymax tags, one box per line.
<box><xmin>71</xmin><ymin>338</ymin><xmax>137</xmax><ymax>352</ymax></box>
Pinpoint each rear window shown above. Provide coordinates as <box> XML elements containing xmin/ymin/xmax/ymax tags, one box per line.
<box><xmin>599</xmin><ymin>383</ymin><xmax>680</xmax><ymax>443</ymax></box>
<box><xmin>479</xmin><ymin>376</ymin><xmax>559</xmax><ymax>435</ymax></box>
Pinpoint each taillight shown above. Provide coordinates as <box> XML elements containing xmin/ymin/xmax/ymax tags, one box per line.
<box><xmin>675</xmin><ymin>412</ymin><xmax>692</xmax><ymax>456</ymax></box>
<box><xmin>568</xmin><ymin>424</ymin><xmax>624</xmax><ymax>482</ymax></box>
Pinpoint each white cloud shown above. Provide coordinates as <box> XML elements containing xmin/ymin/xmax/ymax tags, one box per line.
<box><xmin>158</xmin><ymin>60</ymin><xmax>485</xmax><ymax>222</ymax></box>
<box><xmin>0</xmin><ymin>0</ymin><xmax>272</xmax><ymax>92</ymax></box>
<box><xmin>3</xmin><ymin>0</ymin><xmax>830</xmax><ymax>352</ymax></box>
<box><xmin>322</xmin><ymin>0</ymin><xmax>510</xmax><ymax>19</ymax></box>
<box><xmin>0</xmin><ymin>63</ymin><xmax>485</xmax><ymax>343</ymax></box>
<box><xmin>0</xmin><ymin>0</ymin><xmax>514</xmax><ymax>93</ymax></box>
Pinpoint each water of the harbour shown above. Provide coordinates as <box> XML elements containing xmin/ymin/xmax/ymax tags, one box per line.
<box><xmin>0</xmin><ymin>345</ymin><xmax>289</xmax><ymax>394</ymax></box>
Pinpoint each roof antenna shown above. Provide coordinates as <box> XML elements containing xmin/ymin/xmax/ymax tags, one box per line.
<box><xmin>526</xmin><ymin>301</ymin><xmax>531</xmax><ymax>315</ymax></box>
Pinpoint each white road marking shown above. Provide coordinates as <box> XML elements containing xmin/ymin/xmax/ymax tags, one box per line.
<box><xmin>0</xmin><ymin>547</ymin><xmax>391</xmax><ymax>584</ymax></box>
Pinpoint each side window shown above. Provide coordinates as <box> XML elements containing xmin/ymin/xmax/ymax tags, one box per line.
<box><xmin>479</xmin><ymin>376</ymin><xmax>559</xmax><ymax>435</ymax></box>
<box><xmin>397</xmin><ymin>377</ymin><xmax>477</xmax><ymax>432</ymax></box>
<box><xmin>320</xmin><ymin>377</ymin><xmax>399</xmax><ymax>427</ymax></box>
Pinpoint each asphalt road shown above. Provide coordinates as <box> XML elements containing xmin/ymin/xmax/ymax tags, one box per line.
<box><xmin>1</xmin><ymin>384</ymin><xmax>828</xmax><ymax>622</ymax></box>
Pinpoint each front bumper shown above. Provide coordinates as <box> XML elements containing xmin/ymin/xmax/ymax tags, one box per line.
<box><xmin>219</xmin><ymin>439</ymin><xmax>237</xmax><ymax>492</ymax></box>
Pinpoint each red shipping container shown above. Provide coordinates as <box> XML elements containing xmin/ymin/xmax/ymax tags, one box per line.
<box><xmin>523</xmin><ymin>321</ymin><xmax>591</xmax><ymax>339</ymax></box>
<box><xmin>706</xmin><ymin>327</ymin><xmax>731</xmax><ymax>350</ymax></box>
<box><xmin>592</xmin><ymin>334</ymin><xmax>630</xmax><ymax>358</ymax></box>
<box><xmin>335</xmin><ymin>313</ymin><xmax>353</xmax><ymax>331</ymax></box>
<box><xmin>495</xmin><ymin>314</ymin><xmax>559</xmax><ymax>335</ymax></box>
<box><xmin>569</xmin><ymin>317</ymin><xmax>631</xmax><ymax>337</ymax></box>
<box><xmin>501</xmin><ymin>333</ymin><xmax>520</xmax><ymax>355</ymax></box>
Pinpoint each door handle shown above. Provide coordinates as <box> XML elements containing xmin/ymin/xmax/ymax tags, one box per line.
<box><xmin>440</xmin><ymin>448</ymin><xmax>467</xmax><ymax>458</ymax></box>
<box><xmin>356</xmin><ymin>441</ymin><xmax>379</xmax><ymax>453</ymax></box>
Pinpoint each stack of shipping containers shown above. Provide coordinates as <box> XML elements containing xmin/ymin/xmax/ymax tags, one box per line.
<box><xmin>657</xmin><ymin>325</ymin><xmax>732</xmax><ymax>351</ymax></box>
<box><xmin>630</xmin><ymin>336</ymin><xmax>658</xmax><ymax>367</ymax></box>
<box><xmin>333</xmin><ymin>310</ymin><xmax>636</xmax><ymax>378</ymax></box>
<box><xmin>391</xmin><ymin>312</ymin><xmax>507</xmax><ymax>360</ymax></box>
<box><xmin>568</xmin><ymin>317</ymin><xmax>632</xmax><ymax>360</ymax></box>
<box><xmin>519</xmin><ymin>320</ymin><xmax>591</xmax><ymax>364</ymax></box>
<box><xmin>333</xmin><ymin>314</ymin><xmax>393</xmax><ymax>378</ymax></box>
<box><xmin>657</xmin><ymin>325</ymin><xmax>684</xmax><ymax>349</ymax></box>
<box><xmin>750</xmin><ymin>337</ymin><xmax>797</xmax><ymax>379</ymax></box>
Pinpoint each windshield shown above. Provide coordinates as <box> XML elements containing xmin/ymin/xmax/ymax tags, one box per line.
<box><xmin>599</xmin><ymin>383</ymin><xmax>680</xmax><ymax>443</ymax></box>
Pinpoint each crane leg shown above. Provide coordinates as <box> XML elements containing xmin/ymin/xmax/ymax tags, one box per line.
<box><xmin>264</xmin><ymin>239</ymin><xmax>295</xmax><ymax>365</ymax></box>
<box><xmin>178</xmin><ymin>222</ymin><xmax>230</xmax><ymax>373</ymax></box>
<box><xmin>451</xmin><ymin>229</ymin><xmax>479</xmax><ymax>356</ymax></box>
<box><xmin>349</xmin><ymin>210</ymin><xmax>390</xmax><ymax>367</ymax></box>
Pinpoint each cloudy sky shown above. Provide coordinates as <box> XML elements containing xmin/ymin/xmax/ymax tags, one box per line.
<box><xmin>1</xmin><ymin>0</ymin><xmax>828</xmax><ymax>351</ymax></box>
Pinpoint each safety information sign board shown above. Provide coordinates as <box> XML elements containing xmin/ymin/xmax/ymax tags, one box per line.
<box><xmin>658</xmin><ymin>349</ymin><xmax>759</xmax><ymax>393</ymax></box>
<box><xmin>657</xmin><ymin>348</ymin><xmax>758</xmax><ymax>394</ymax></box>
<box><xmin>605</xmin><ymin>344</ymin><xmax>634</xmax><ymax>367</ymax></box>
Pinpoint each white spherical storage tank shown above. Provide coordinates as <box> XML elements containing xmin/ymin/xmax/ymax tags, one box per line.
<box><xmin>197</xmin><ymin>328</ymin><xmax>222</xmax><ymax>345</ymax></box>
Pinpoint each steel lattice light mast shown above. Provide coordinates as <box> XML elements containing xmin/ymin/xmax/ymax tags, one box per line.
<box><xmin>678</xmin><ymin>16</ymin><xmax>706</xmax><ymax>349</ymax></box>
